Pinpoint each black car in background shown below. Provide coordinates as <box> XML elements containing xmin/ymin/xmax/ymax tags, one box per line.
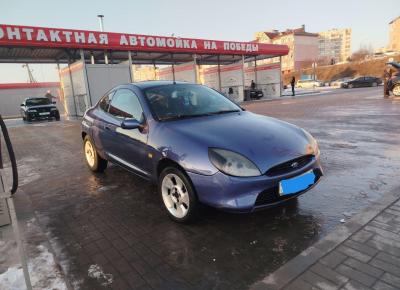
<box><xmin>20</xmin><ymin>97</ymin><xmax>60</xmax><ymax>122</ymax></box>
<box><xmin>341</xmin><ymin>76</ymin><xmax>382</xmax><ymax>88</ymax></box>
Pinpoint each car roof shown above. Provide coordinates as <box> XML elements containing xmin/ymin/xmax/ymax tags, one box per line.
<box><xmin>129</xmin><ymin>80</ymin><xmax>190</xmax><ymax>90</ymax></box>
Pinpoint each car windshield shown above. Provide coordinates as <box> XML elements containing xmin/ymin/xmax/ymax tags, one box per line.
<box><xmin>26</xmin><ymin>98</ymin><xmax>51</xmax><ymax>106</ymax></box>
<box><xmin>144</xmin><ymin>84</ymin><xmax>241</xmax><ymax>121</ymax></box>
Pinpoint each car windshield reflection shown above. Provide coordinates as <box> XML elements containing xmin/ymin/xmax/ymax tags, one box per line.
<box><xmin>144</xmin><ymin>84</ymin><xmax>241</xmax><ymax>121</ymax></box>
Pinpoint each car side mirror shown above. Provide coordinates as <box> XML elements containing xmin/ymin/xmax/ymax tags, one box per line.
<box><xmin>121</xmin><ymin>119</ymin><xmax>142</xmax><ymax>130</ymax></box>
<box><xmin>20</xmin><ymin>103</ymin><xmax>24</xmax><ymax>106</ymax></box>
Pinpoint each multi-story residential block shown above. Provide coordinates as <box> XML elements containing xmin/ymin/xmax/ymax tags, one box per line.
<box><xmin>318</xmin><ymin>28</ymin><xmax>351</xmax><ymax>63</ymax></box>
<box><xmin>388</xmin><ymin>16</ymin><xmax>400</xmax><ymax>52</ymax></box>
<box><xmin>254</xmin><ymin>25</ymin><xmax>319</xmax><ymax>73</ymax></box>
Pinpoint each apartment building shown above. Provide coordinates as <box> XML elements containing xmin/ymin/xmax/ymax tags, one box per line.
<box><xmin>388</xmin><ymin>16</ymin><xmax>400</xmax><ymax>52</ymax></box>
<box><xmin>254</xmin><ymin>25</ymin><xmax>319</xmax><ymax>73</ymax></box>
<box><xmin>318</xmin><ymin>28</ymin><xmax>351</xmax><ymax>63</ymax></box>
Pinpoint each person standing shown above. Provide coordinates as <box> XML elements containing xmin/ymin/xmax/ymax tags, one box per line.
<box><xmin>290</xmin><ymin>76</ymin><xmax>296</xmax><ymax>96</ymax></box>
<box><xmin>45</xmin><ymin>90</ymin><xmax>54</xmax><ymax>103</ymax></box>
<box><xmin>383</xmin><ymin>67</ymin><xmax>393</xmax><ymax>98</ymax></box>
<box><xmin>250</xmin><ymin>80</ymin><xmax>256</xmax><ymax>90</ymax></box>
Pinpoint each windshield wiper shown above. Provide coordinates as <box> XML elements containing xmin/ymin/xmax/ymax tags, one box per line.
<box><xmin>159</xmin><ymin>110</ymin><xmax>241</xmax><ymax>121</ymax></box>
<box><xmin>159</xmin><ymin>114</ymin><xmax>210</xmax><ymax>121</ymax></box>
<box><xmin>207</xmin><ymin>109</ymin><xmax>241</xmax><ymax>115</ymax></box>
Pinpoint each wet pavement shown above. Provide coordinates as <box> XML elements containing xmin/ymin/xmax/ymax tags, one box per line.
<box><xmin>4</xmin><ymin>87</ymin><xmax>400</xmax><ymax>289</ymax></box>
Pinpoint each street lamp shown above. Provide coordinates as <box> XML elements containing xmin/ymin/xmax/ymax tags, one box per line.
<box><xmin>97</xmin><ymin>14</ymin><xmax>104</xmax><ymax>32</ymax></box>
<box><xmin>97</xmin><ymin>15</ymin><xmax>108</xmax><ymax>64</ymax></box>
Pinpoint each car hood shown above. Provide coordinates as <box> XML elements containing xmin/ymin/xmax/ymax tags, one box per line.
<box><xmin>161</xmin><ymin>111</ymin><xmax>313</xmax><ymax>173</ymax></box>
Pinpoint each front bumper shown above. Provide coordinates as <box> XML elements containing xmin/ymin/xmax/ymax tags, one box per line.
<box><xmin>27</xmin><ymin>110</ymin><xmax>59</xmax><ymax>120</ymax></box>
<box><xmin>188</xmin><ymin>156</ymin><xmax>323</xmax><ymax>212</ymax></box>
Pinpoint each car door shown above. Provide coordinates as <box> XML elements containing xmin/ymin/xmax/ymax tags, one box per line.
<box><xmin>106</xmin><ymin>88</ymin><xmax>150</xmax><ymax>178</ymax></box>
<box><xmin>91</xmin><ymin>90</ymin><xmax>115</xmax><ymax>155</ymax></box>
<box><xmin>361</xmin><ymin>77</ymin><xmax>368</xmax><ymax>87</ymax></box>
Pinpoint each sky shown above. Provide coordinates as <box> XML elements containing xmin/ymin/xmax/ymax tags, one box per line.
<box><xmin>0</xmin><ymin>0</ymin><xmax>398</xmax><ymax>83</ymax></box>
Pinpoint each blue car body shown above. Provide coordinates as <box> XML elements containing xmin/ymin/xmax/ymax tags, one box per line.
<box><xmin>82</xmin><ymin>81</ymin><xmax>322</xmax><ymax>212</ymax></box>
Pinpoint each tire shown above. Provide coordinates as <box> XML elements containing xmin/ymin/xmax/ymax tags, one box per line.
<box><xmin>372</xmin><ymin>82</ymin><xmax>377</xmax><ymax>87</ymax></box>
<box><xmin>158</xmin><ymin>166</ymin><xmax>198</xmax><ymax>223</ymax></box>
<box><xmin>83</xmin><ymin>135</ymin><xmax>108</xmax><ymax>172</ymax></box>
<box><xmin>393</xmin><ymin>84</ymin><xmax>400</xmax><ymax>97</ymax></box>
<box><xmin>348</xmin><ymin>84</ymin><xmax>354</xmax><ymax>89</ymax></box>
<box><xmin>26</xmin><ymin>116</ymin><xmax>32</xmax><ymax>122</ymax></box>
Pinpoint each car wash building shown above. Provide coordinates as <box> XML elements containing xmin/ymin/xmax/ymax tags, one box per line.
<box><xmin>0</xmin><ymin>24</ymin><xmax>289</xmax><ymax>117</ymax></box>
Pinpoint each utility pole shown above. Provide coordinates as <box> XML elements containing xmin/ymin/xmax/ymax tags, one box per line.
<box><xmin>22</xmin><ymin>64</ymin><xmax>37</xmax><ymax>83</ymax></box>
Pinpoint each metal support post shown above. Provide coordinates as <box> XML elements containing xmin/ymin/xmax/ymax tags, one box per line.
<box><xmin>217</xmin><ymin>55</ymin><xmax>222</xmax><ymax>91</ymax></box>
<box><xmin>67</xmin><ymin>60</ymin><xmax>78</xmax><ymax>116</ymax></box>
<box><xmin>104</xmin><ymin>50</ymin><xmax>109</xmax><ymax>64</ymax></box>
<box><xmin>241</xmin><ymin>55</ymin><xmax>246</xmax><ymax>88</ymax></box>
<box><xmin>193</xmin><ymin>54</ymin><xmax>199</xmax><ymax>84</ymax></box>
<box><xmin>128</xmin><ymin>51</ymin><xmax>134</xmax><ymax>82</ymax></box>
<box><xmin>80</xmin><ymin>49</ymin><xmax>92</xmax><ymax>107</ymax></box>
<box><xmin>171</xmin><ymin>54</ymin><xmax>175</xmax><ymax>82</ymax></box>
<box><xmin>254</xmin><ymin>56</ymin><xmax>258</xmax><ymax>88</ymax></box>
<box><xmin>279</xmin><ymin>56</ymin><xmax>282</xmax><ymax>97</ymax></box>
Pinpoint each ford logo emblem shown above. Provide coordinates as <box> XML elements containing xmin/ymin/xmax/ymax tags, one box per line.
<box><xmin>291</xmin><ymin>162</ymin><xmax>299</xmax><ymax>168</ymax></box>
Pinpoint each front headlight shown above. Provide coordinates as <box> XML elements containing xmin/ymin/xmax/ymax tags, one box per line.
<box><xmin>208</xmin><ymin>148</ymin><xmax>261</xmax><ymax>177</ymax></box>
<box><xmin>302</xmin><ymin>129</ymin><xmax>319</xmax><ymax>155</ymax></box>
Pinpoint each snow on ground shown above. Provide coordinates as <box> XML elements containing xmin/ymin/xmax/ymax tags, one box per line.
<box><xmin>88</xmin><ymin>264</ymin><xmax>113</xmax><ymax>287</ymax></box>
<box><xmin>0</xmin><ymin>244</ymin><xmax>67</xmax><ymax>290</ymax></box>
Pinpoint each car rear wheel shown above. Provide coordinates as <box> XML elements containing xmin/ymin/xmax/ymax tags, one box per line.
<box><xmin>393</xmin><ymin>84</ymin><xmax>400</xmax><ymax>96</ymax></box>
<box><xmin>348</xmin><ymin>84</ymin><xmax>354</xmax><ymax>89</ymax></box>
<box><xmin>83</xmin><ymin>135</ymin><xmax>108</xmax><ymax>172</ymax></box>
<box><xmin>159</xmin><ymin>167</ymin><xmax>198</xmax><ymax>223</ymax></box>
<box><xmin>372</xmin><ymin>82</ymin><xmax>377</xmax><ymax>87</ymax></box>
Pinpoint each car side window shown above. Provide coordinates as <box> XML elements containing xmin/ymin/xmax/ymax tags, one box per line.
<box><xmin>99</xmin><ymin>92</ymin><xmax>114</xmax><ymax>112</ymax></box>
<box><xmin>109</xmin><ymin>89</ymin><xmax>143</xmax><ymax>121</ymax></box>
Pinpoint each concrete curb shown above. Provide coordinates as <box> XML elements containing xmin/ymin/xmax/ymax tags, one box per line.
<box><xmin>250</xmin><ymin>187</ymin><xmax>400</xmax><ymax>290</ymax></box>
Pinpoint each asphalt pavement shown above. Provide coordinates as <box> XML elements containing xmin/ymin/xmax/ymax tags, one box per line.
<box><xmin>2</xmin><ymin>86</ymin><xmax>400</xmax><ymax>289</ymax></box>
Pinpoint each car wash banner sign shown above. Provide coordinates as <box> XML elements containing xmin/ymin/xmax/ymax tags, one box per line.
<box><xmin>0</xmin><ymin>24</ymin><xmax>288</xmax><ymax>56</ymax></box>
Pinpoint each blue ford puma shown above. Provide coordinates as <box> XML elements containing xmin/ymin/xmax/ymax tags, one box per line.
<box><xmin>81</xmin><ymin>81</ymin><xmax>322</xmax><ymax>223</ymax></box>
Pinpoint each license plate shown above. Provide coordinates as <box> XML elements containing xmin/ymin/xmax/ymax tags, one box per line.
<box><xmin>279</xmin><ymin>170</ymin><xmax>315</xmax><ymax>196</ymax></box>
<box><xmin>39</xmin><ymin>112</ymin><xmax>50</xmax><ymax>115</ymax></box>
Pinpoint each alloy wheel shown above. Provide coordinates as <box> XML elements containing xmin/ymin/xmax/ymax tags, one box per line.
<box><xmin>85</xmin><ymin>140</ymin><xmax>95</xmax><ymax>167</ymax></box>
<box><xmin>161</xmin><ymin>173</ymin><xmax>190</xmax><ymax>218</ymax></box>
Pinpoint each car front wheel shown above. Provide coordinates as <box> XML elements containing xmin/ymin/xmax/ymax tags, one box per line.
<box><xmin>159</xmin><ymin>167</ymin><xmax>198</xmax><ymax>223</ymax></box>
<box><xmin>83</xmin><ymin>135</ymin><xmax>108</xmax><ymax>172</ymax></box>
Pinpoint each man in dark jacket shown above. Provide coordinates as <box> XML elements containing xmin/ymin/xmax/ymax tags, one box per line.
<box><xmin>250</xmin><ymin>80</ymin><xmax>256</xmax><ymax>90</ymax></box>
<box><xmin>383</xmin><ymin>67</ymin><xmax>393</xmax><ymax>98</ymax></box>
<box><xmin>290</xmin><ymin>77</ymin><xmax>296</xmax><ymax>96</ymax></box>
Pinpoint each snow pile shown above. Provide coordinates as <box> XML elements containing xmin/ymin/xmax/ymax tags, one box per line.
<box><xmin>0</xmin><ymin>245</ymin><xmax>67</xmax><ymax>290</ymax></box>
<box><xmin>88</xmin><ymin>264</ymin><xmax>113</xmax><ymax>286</ymax></box>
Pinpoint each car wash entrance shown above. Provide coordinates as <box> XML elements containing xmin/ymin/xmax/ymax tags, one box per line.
<box><xmin>0</xmin><ymin>24</ymin><xmax>289</xmax><ymax>117</ymax></box>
